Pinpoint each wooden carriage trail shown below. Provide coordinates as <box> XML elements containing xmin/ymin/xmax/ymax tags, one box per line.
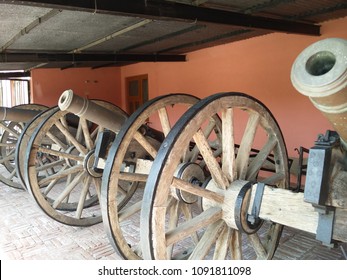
<box><xmin>0</xmin><ymin>173</ymin><xmax>345</xmax><ymax>260</ymax></box>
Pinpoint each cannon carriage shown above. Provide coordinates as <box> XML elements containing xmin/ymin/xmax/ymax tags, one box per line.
<box><xmin>0</xmin><ymin>103</ymin><xmax>48</xmax><ymax>189</ymax></box>
<box><xmin>137</xmin><ymin>37</ymin><xmax>347</xmax><ymax>259</ymax></box>
<box><xmin>0</xmin><ymin>99</ymin><xmax>130</xmax><ymax>227</ymax></box>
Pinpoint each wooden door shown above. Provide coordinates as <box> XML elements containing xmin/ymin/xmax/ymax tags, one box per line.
<box><xmin>126</xmin><ymin>75</ymin><xmax>148</xmax><ymax>115</ymax></box>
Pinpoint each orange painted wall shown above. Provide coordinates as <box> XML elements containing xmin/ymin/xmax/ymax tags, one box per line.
<box><xmin>30</xmin><ymin>67</ymin><xmax>122</xmax><ymax>107</ymax></box>
<box><xmin>119</xmin><ymin>17</ymin><xmax>347</xmax><ymax>157</ymax></box>
<box><xmin>30</xmin><ymin>17</ymin><xmax>347</xmax><ymax>157</ymax></box>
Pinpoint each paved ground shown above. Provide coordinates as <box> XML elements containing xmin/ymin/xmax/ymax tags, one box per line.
<box><xmin>0</xmin><ymin>179</ymin><xmax>346</xmax><ymax>260</ymax></box>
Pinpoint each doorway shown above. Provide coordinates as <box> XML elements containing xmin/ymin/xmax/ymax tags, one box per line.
<box><xmin>126</xmin><ymin>74</ymin><xmax>148</xmax><ymax>115</ymax></box>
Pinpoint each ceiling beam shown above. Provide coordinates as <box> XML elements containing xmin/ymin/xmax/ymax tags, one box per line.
<box><xmin>0</xmin><ymin>53</ymin><xmax>186</xmax><ymax>63</ymax></box>
<box><xmin>1</xmin><ymin>0</ymin><xmax>321</xmax><ymax>36</ymax></box>
<box><xmin>0</xmin><ymin>71</ymin><xmax>30</xmax><ymax>79</ymax></box>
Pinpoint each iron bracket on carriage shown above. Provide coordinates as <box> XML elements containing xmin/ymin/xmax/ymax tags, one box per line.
<box><xmin>304</xmin><ymin>130</ymin><xmax>340</xmax><ymax>246</ymax></box>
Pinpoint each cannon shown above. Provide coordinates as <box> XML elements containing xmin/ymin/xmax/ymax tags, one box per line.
<box><xmin>135</xmin><ymin>38</ymin><xmax>347</xmax><ymax>259</ymax></box>
<box><xmin>291</xmin><ymin>37</ymin><xmax>347</xmax><ymax>244</ymax></box>
<box><xmin>21</xmin><ymin>90</ymin><xmax>199</xmax><ymax>228</ymax></box>
<box><xmin>99</xmin><ymin>91</ymin><xmax>287</xmax><ymax>259</ymax></box>
<box><xmin>0</xmin><ymin>104</ymin><xmax>47</xmax><ymax>189</ymax></box>
<box><xmin>21</xmin><ymin>96</ymin><xmax>129</xmax><ymax>226</ymax></box>
<box><xmin>39</xmin><ymin>90</ymin><xmax>199</xmax><ymax>253</ymax></box>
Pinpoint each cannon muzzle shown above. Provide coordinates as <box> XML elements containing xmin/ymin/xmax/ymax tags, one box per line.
<box><xmin>58</xmin><ymin>90</ymin><xmax>127</xmax><ymax>132</ymax></box>
<box><xmin>291</xmin><ymin>38</ymin><xmax>347</xmax><ymax>149</ymax></box>
<box><xmin>0</xmin><ymin>106</ymin><xmax>43</xmax><ymax>122</ymax></box>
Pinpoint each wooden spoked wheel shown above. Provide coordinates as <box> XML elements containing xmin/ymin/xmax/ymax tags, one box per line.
<box><xmin>24</xmin><ymin>101</ymin><xmax>128</xmax><ymax>226</ymax></box>
<box><xmin>141</xmin><ymin>92</ymin><xmax>289</xmax><ymax>260</ymax></box>
<box><xmin>101</xmin><ymin>94</ymin><xmax>200</xmax><ymax>259</ymax></box>
<box><xmin>0</xmin><ymin>104</ymin><xmax>47</xmax><ymax>189</ymax></box>
<box><xmin>16</xmin><ymin>107</ymin><xmax>58</xmax><ymax>190</ymax></box>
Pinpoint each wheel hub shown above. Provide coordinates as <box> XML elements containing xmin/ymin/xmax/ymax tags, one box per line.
<box><xmin>203</xmin><ymin>179</ymin><xmax>263</xmax><ymax>234</ymax></box>
<box><xmin>174</xmin><ymin>162</ymin><xmax>205</xmax><ymax>204</ymax></box>
<box><xmin>84</xmin><ymin>150</ymin><xmax>102</xmax><ymax>178</ymax></box>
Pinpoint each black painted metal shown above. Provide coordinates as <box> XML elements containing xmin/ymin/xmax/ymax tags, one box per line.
<box><xmin>0</xmin><ymin>72</ymin><xmax>31</xmax><ymax>79</ymax></box>
<box><xmin>4</xmin><ymin>0</ymin><xmax>321</xmax><ymax>35</ymax></box>
<box><xmin>0</xmin><ymin>52</ymin><xmax>186</xmax><ymax>63</ymax></box>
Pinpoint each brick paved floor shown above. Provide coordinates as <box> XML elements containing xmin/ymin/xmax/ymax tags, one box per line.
<box><xmin>0</xmin><ymin>179</ymin><xmax>345</xmax><ymax>260</ymax></box>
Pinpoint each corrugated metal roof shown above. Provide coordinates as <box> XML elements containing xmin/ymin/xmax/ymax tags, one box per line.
<box><xmin>0</xmin><ymin>0</ymin><xmax>346</xmax><ymax>74</ymax></box>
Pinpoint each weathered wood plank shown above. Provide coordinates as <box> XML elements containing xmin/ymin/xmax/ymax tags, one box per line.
<box><xmin>249</xmin><ymin>184</ymin><xmax>347</xmax><ymax>243</ymax></box>
<box><xmin>222</xmin><ymin>108</ymin><xmax>235</xmax><ymax>182</ymax></box>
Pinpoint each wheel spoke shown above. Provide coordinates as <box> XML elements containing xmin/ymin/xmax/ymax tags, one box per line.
<box><xmin>46</xmin><ymin>131</ymin><xmax>68</xmax><ymax>150</ymax></box>
<box><xmin>54</xmin><ymin>120</ymin><xmax>87</xmax><ymax>155</ymax></box>
<box><xmin>0</xmin><ymin>124</ymin><xmax>20</xmax><ymax>138</ymax></box>
<box><xmin>158</xmin><ymin>107</ymin><xmax>171</xmax><ymax>137</ymax></box>
<box><xmin>75</xmin><ymin>117</ymin><xmax>83</xmax><ymax>142</ymax></box>
<box><xmin>0</xmin><ymin>152</ymin><xmax>15</xmax><ymax>165</ymax></box>
<box><xmin>75</xmin><ymin>176</ymin><xmax>92</xmax><ymax>219</ymax></box>
<box><xmin>80</xmin><ymin>118</ymin><xmax>94</xmax><ymax>150</ymax></box>
<box><xmin>188</xmin><ymin>220</ymin><xmax>226</xmax><ymax>260</ymax></box>
<box><xmin>247</xmin><ymin>233</ymin><xmax>267</xmax><ymax>259</ymax></box>
<box><xmin>8</xmin><ymin>168</ymin><xmax>16</xmax><ymax>180</ymax></box>
<box><xmin>246</xmin><ymin>136</ymin><xmax>277</xmax><ymax>180</ymax></box>
<box><xmin>35</xmin><ymin>159</ymin><xmax>66</xmax><ymax>172</ymax></box>
<box><xmin>165</xmin><ymin>206</ymin><xmax>223</xmax><ymax>247</ymax></box>
<box><xmin>38</xmin><ymin>146</ymin><xmax>84</xmax><ymax>162</ymax></box>
<box><xmin>189</xmin><ymin>118</ymin><xmax>217</xmax><ymax>162</ymax></box>
<box><xmin>43</xmin><ymin>179</ymin><xmax>61</xmax><ymax>196</ymax></box>
<box><xmin>261</xmin><ymin>172</ymin><xmax>285</xmax><ymax>185</ymax></box>
<box><xmin>52</xmin><ymin>171</ymin><xmax>86</xmax><ymax>209</ymax></box>
<box><xmin>235</xmin><ymin>112</ymin><xmax>260</xmax><ymax>180</ymax></box>
<box><xmin>180</xmin><ymin>203</ymin><xmax>199</xmax><ymax>244</ymax></box>
<box><xmin>38</xmin><ymin>164</ymin><xmax>83</xmax><ymax>186</ymax></box>
<box><xmin>134</xmin><ymin>131</ymin><xmax>158</xmax><ymax>158</ymax></box>
<box><xmin>229</xmin><ymin>229</ymin><xmax>242</xmax><ymax>259</ymax></box>
<box><xmin>167</xmin><ymin>199</ymin><xmax>180</xmax><ymax>258</ymax></box>
<box><xmin>118</xmin><ymin>172</ymin><xmax>148</xmax><ymax>182</ymax></box>
<box><xmin>117</xmin><ymin>183</ymin><xmax>128</xmax><ymax>198</ymax></box>
<box><xmin>172</xmin><ymin>177</ymin><xmax>224</xmax><ymax>204</ymax></box>
<box><xmin>93</xmin><ymin>177</ymin><xmax>102</xmax><ymax>200</ymax></box>
<box><xmin>0</xmin><ymin>143</ymin><xmax>16</xmax><ymax>148</ymax></box>
<box><xmin>119</xmin><ymin>200</ymin><xmax>142</xmax><ymax>222</ymax></box>
<box><xmin>222</xmin><ymin>108</ymin><xmax>235</xmax><ymax>182</ymax></box>
<box><xmin>213</xmin><ymin>224</ymin><xmax>231</xmax><ymax>259</ymax></box>
<box><xmin>193</xmin><ymin>129</ymin><xmax>229</xmax><ymax>189</ymax></box>
<box><xmin>90</xmin><ymin>125</ymin><xmax>100</xmax><ymax>139</ymax></box>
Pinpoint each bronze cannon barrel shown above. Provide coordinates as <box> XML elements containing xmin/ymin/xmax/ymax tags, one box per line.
<box><xmin>0</xmin><ymin>106</ymin><xmax>43</xmax><ymax>122</ymax></box>
<box><xmin>291</xmin><ymin>38</ymin><xmax>347</xmax><ymax>149</ymax></box>
<box><xmin>58</xmin><ymin>89</ymin><xmax>127</xmax><ymax>132</ymax></box>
